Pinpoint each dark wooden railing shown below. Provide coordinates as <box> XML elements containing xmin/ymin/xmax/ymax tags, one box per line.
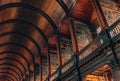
<box><xmin>45</xmin><ymin>19</ymin><xmax>120</xmax><ymax>81</ymax></box>
<box><xmin>108</xmin><ymin>19</ymin><xmax>120</xmax><ymax>42</ymax></box>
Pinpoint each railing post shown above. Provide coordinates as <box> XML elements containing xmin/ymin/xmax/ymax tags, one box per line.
<box><xmin>101</xmin><ymin>26</ymin><xmax>120</xmax><ymax>81</ymax></box>
<box><xmin>58</xmin><ymin>66</ymin><xmax>62</xmax><ymax>81</ymax></box>
<box><xmin>74</xmin><ymin>53</ymin><xmax>82</xmax><ymax>81</ymax></box>
<box><xmin>105</xmin><ymin>28</ymin><xmax>119</xmax><ymax>66</ymax></box>
<box><xmin>99</xmin><ymin>27</ymin><xmax>119</xmax><ymax>66</ymax></box>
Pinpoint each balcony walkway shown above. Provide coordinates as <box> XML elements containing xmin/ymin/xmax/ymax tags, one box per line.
<box><xmin>45</xmin><ymin>18</ymin><xmax>120</xmax><ymax>81</ymax></box>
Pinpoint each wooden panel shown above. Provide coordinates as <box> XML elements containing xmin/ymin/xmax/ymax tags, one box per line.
<box><xmin>72</xmin><ymin>0</ymin><xmax>93</xmax><ymax>22</ymax></box>
<box><xmin>59</xmin><ymin>20</ymin><xmax>70</xmax><ymax>35</ymax></box>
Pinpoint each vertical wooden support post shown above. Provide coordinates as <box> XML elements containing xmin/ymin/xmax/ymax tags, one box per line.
<box><xmin>28</xmin><ymin>75</ymin><xmax>30</xmax><ymax>81</ymax></box>
<box><xmin>26</xmin><ymin>71</ymin><xmax>30</xmax><ymax>81</ymax></box>
<box><xmin>20</xmin><ymin>77</ymin><xmax>23</xmax><ymax>81</ymax></box>
<box><xmin>47</xmin><ymin>48</ymin><xmax>51</xmax><ymax>81</ymax></box>
<box><xmin>68</xmin><ymin>19</ymin><xmax>82</xmax><ymax>81</ymax></box>
<box><xmin>91</xmin><ymin>0</ymin><xmax>108</xmax><ymax>29</ymax></box>
<box><xmin>56</xmin><ymin>35</ymin><xmax>62</xmax><ymax>80</ymax></box>
<box><xmin>26</xmin><ymin>76</ymin><xmax>28</xmax><ymax>81</ymax></box>
<box><xmin>40</xmin><ymin>58</ymin><xmax>42</xmax><ymax>81</ymax></box>
<box><xmin>68</xmin><ymin>19</ymin><xmax>79</xmax><ymax>54</ymax></box>
<box><xmin>33</xmin><ymin>65</ymin><xmax>36</xmax><ymax>81</ymax></box>
<box><xmin>56</xmin><ymin>35</ymin><xmax>62</xmax><ymax>66</ymax></box>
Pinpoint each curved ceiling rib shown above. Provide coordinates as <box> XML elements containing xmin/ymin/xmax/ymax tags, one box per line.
<box><xmin>0</xmin><ymin>58</ymin><xmax>26</xmax><ymax>75</ymax></box>
<box><xmin>0</xmin><ymin>68</ymin><xmax>21</xmax><ymax>80</ymax></box>
<box><xmin>0</xmin><ymin>1</ymin><xmax>67</xmax><ymax>81</ymax></box>
<box><xmin>0</xmin><ymin>51</ymin><xmax>30</xmax><ymax>70</ymax></box>
<box><xmin>0</xmin><ymin>77</ymin><xmax>11</xmax><ymax>81</ymax></box>
<box><xmin>0</xmin><ymin>75</ymin><xmax>14</xmax><ymax>81</ymax></box>
<box><xmin>56</xmin><ymin>0</ymin><xmax>69</xmax><ymax>15</ymax></box>
<box><xmin>0</xmin><ymin>32</ymin><xmax>42</xmax><ymax>62</ymax></box>
<box><xmin>0</xmin><ymin>3</ymin><xmax>58</xmax><ymax>33</ymax></box>
<box><xmin>0</xmin><ymin>74</ymin><xmax>16</xmax><ymax>81</ymax></box>
<box><xmin>0</xmin><ymin>72</ymin><xmax>18</xmax><ymax>81</ymax></box>
<box><xmin>0</xmin><ymin>32</ymin><xmax>44</xmax><ymax>75</ymax></box>
<box><xmin>0</xmin><ymin>71</ymin><xmax>19</xmax><ymax>81</ymax></box>
<box><xmin>0</xmin><ymin>42</ymin><xmax>35</xmax><ymax>64</ymax></box>
<box><xmin>0</xmin><ymin>51</ymin><xmax>30</xmax><ymax>67</ymax></box>
<box><xmin>0</xmin><ymin>19</ymin><xmax>48</xmax><ymax>43</ymax></box>
<box><xmin>0</xmin><ymin>65</ymin><xmax>23</xmax><ymax>79</ymax></box>
<box><xmin>0</xmin><ymin>63</ymin><xmax>23</xmax><ymax>78</ymax></box>
<box><xmin>0</xmin><ymin>19</ymin><xmax>50</xmax><ymax>78</ymax></box>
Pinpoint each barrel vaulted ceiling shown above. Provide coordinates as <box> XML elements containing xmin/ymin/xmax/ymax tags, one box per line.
<box><xmin>0</xmin><ymin>0</ymin><xmax>93</xmax><ymax>80</ymax></box>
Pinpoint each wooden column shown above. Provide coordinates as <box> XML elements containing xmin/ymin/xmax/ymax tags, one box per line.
<box><xmin>20</xmin><ymin>78</ymin><xmax>22</xmax><ymax>81</ymax></box>
<box><xmin>23</xmin><ymin>76</ymin><xmax>26</xmax><ymax>81</ymax></box>
<box><xmin>68</xmin><ymin>19</ymin><xmax>82</xmax><ymax>81</ymax></box>
<box><xmin>30</xmin><ymin>64</ymin><xmax>36</xmax><ymax>81</ymax></box>
<box><xmin>40</xmin><ymin>58</ymin><xmax>42</xmax><ymax>81</ymax></box>
<box><xmin>56</xmin><ymin>35</ymin><xmax>62</xmax><ymax>80</ymax></box>
<box><xmin>91</xmin><ymin>0</ymin><xmax>108</xmax><ymax>29</ymax></box>
<box><xmin>56</xmin><ymin>35</ymin><xmax>62</xmax><ymax>66</ymax></box>
<box><xmin>47</xmin><ymin>48</ymin><xmax>51</xmax><ymax>80</ymax></box>
<box><xmin>26</xmin><ymin>71</ymin><xmax>30</xmax><ymax>81</ymax></box>
<box><xmin>33</xmin><ymin>65</ymin><xmax>36</xmax><ymax>81</ymax></box>
<box><xmin>68</xmin><ymin>19</ymin><xmax>79</xmax><ymax>54</ymax></box>
<box><xmin>28</xmin><ymin>75</ymin><xmax>30</xmax><ymax>81</ymax></box>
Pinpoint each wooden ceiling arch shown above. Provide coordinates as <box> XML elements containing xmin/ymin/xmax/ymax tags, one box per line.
<box><xmin>0</xmin><ymin>51</ymin><xmax>30</xmax><ymax>70</ymax></box>
<box><xmin>0</xmin><ymin>75</ymin><xmax>14</xmax><ymax>81</ymax></box>
<box><xmin>0</xmin><ymin>31</ymin><xmax>41</xmax><ymax>63</ymax></box>
<box><xmin>0</xmin><ymin>0</ymin><xmax>96</xmax><ymax>80</ymax></box>
<box><xmin>0</xmin><ymin>59</ymin><xmax>26</xmax><ymax>76</ymax></box>
<box><xmin>0</xmin><ymin>3</ymin><xmax>58</xmax><ymax>34</ymax></box>
<box><xmin>0</xmin><ymin>42</ymin><xmax>35</xmax><ymax>64</ymax></box>
<box><xmin>0</xmin><ymin>74</ymin><xmax>16</xmax><ymax>81</ymax></box>
<box><xmin>0</xmin><ymin>63</ymin><xmax>23</xmax><ymax>79</ymax></box>
<box><xmin>0</xmin><ymin>19</ymin><xmax>48</xmax><ymax>72</ymax></box>
<box><xmin>0</xmin><ymin>68</ymin><xmax>21</xmax><ymax>80</ymax></box>
<box><xmin>0</xmin><ymin>77</ymin><xmax>11</xmax><ymax>81</ymax></box>
<box><xmin>0</xmin><ymin>65</ymin><xmax>22</xmax><ymax>79</ymax></box>
<box><xmin>0</xmin><ymin>72</ymin><xmax>18</xmax><ymax>81</ymax></box>
<box><xmin>57</xmin><ymin>0</ymin><xmax>69</xmax><ymax>15</ymax></box>
<box><xmin>0</xmin><ymin>45</ymin><xmax>33</xmax><ymax>75</ymax></box>
<box><xmin>0</xmin><ymin>4</ymin><xmax>59</xmax><ymax>75</ymax></box>
<box><xmin>0</xmin><ymin>19</ymin><xmax>48</xmax><ymax>43</ymax></box>
<box><xmin>0</xmin><ymin>42</ymin><xmax>36</xmax><ymax>78</ymax></box>
<box><xmin>0</xmin><ymin>58</ymin><xmax>26</xmax><ymax>75</ymax></box>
